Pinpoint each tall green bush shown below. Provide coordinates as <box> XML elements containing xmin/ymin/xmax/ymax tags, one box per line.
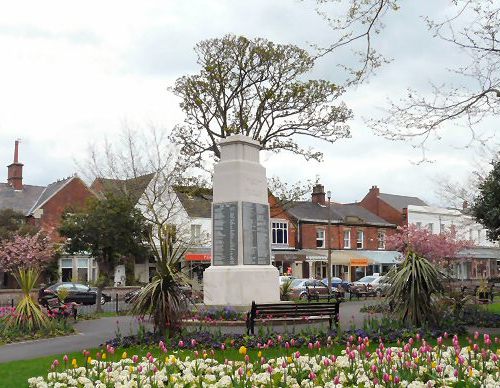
<box><xmin>131</xmin><ymin>226</ymin><xmax>189</xmax><ymax>336</ymax></box>
<box><xmin>385</xmin><ymin>251</ymin><xmax>444</xmax><ymax>327</ymax></box>
<box><xmin>3</xmin><ymin>268</ymin><xmax>48</xmax><ymax>331</ymax></box>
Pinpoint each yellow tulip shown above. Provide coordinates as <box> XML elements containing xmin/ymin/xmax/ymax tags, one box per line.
<box><xmin>129</xmin><ymin>366</ymin><xmax>134</xmax><ymax>373</ymax></box>
<box><xmin>102</xmin><ymin>353</ymin><xmax>106</xmax><ymax>360</ymax></box>
<box><xmin>431</xmin><ymin>361</ymin><xmax>437</xmax><ymax>369</ymax></box>
<box><xmin>239</xmin><ymin>346</ymin><xmax>247</xmax><ymax>356</ymax></box>
<box><xmin>469</xmin><ymin>369</ymin><xmax>474</xmax><ymax>377</ymax></box>
<box><xmin>258</xmin><ymin>351</ymin><xmax>262</xmax><ymax>358</ymax></box>
<box><xmin>87</xmin><ymin>357</ymin><xmax>92</xmax><ymax>364</ymax></box>
<box><xmin>287</xmin><ymin>356</ymin><xmax>293</xmax><ymax>364</ymax></box>
<box><xmin>247</xmin><ymin>370</ymin><xmax>252</xmax><ymax>377</ymax></box>
<box><xmin>122</xmin><ymin>352</ymin><xmax>127</xmax><ymax>359</ymax></box>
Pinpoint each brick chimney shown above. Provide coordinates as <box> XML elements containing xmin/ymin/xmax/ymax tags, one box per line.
<box><xmin>369</xmin><ymin>185</ymin><xmax>380</xmax><ymax>196</ymax></box>
<box><xmin>311</xmin><ymin>184</ymin><xmax>326</xmax><ymax>205</ymax></box>
<box><xmin>7</xmin><ymin>140</ymin><xmax>23</xmax><ymax>190</ymax></box>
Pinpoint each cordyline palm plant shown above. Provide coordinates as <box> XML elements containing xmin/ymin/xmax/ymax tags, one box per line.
<box><xmin>131</xmin><ymin>225</ymin><xmax>189</xmax><ymax>337</ymax></box>
<box><xmin>385</xmin><ymin>251</ymin><xmax>444</xmax><ymax>327</ymax></box>
<box><xmin>280</xmin><ymin>279</ymin><xmax>294</xmax><ymax>301</ymax></box>
<box><xmin>3</xmin><ymin>268</ymin><xmax>49</xmax><ymax>331</ymax></box>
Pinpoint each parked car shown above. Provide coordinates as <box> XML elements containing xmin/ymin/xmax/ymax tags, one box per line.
<box><xmin>39</xmin><ymin>282</ymin><xmax>111</xmax><ymax>306</ymax></box>
<box><xmin>370</xmin><ymin>276</ymin><xmax>391</xmax><ymax>296</ymax></box>
<box><xmin>350</xmin><ymin>275</ymin><xmax>390</xmax><ymax>296</ymax></box>
<box><xmin>279</xmin><ymin>275</ymin><xmax>296</xmax><ymax>285</ymax></box>
<box><xmin>322</xmin><ymin>277</ymin><xmax>351</xmax><ymax>291</ymax></box>
<box><xmin>289</xmin><ymin>278</ymin><xmax>339</xmax><ymax>300</ymax></box>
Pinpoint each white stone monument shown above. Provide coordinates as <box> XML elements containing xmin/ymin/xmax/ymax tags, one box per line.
<box><xmin>203</xmin><ymin>134</ymin><xmax>280</xmax><ymax>306</ymax></box>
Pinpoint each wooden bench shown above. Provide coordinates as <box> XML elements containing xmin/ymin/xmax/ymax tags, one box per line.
<box><xmin>246</xmin><ymin>300</ymin><xmax>341</xmax><ymax>335</ymax></box>
<box><xmin>305</xmin><ymin>286</ymin><xmax>343</xmax><ymax>302</ymax></box>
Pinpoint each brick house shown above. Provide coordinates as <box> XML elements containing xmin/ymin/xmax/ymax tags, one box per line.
<box><xmin>0</xmin><ymin>141</ymin><xmax>96</xmax><ymax>287</ymax></box>
<box><xmin>359</xmin><ymin>185</ymin><xmax>428</xmax><ymax>227</ymax></box>
<box><xmin>285</xmin><ymin>184</ymin><xmax>400</xmax><ymax>282</ymax></box>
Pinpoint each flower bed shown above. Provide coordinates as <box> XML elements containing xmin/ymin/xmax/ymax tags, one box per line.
<box><xmin>0</xmin><ymin>306</ymin><xmax>75</xmax><ymax>344</ymax></box>
<box><xmin>29</xmin><ymin>333</ymin><xmax>500</xmax><ymax>387</ymax></box>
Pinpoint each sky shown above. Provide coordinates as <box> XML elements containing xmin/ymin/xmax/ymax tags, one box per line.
<box><xmin>0</xmin><ymin>0</ymin><xmax>497</xmax><ymax>206</ymax></box>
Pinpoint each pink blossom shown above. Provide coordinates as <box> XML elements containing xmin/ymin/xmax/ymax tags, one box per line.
<box><xmin>0</xmin><ymin>232</ymin><xmax>53</xmax><ymax>272</ymax></box>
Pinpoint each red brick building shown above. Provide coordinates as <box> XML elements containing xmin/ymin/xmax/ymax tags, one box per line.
<box><xmin>283</xmin><ymin>184</ymin><xmax>399</xmax><ymax>281</ymax></box>
<box><xmin>359</xmin><ymin>185</ymin><xmax>428</xmax><ymax>227</ymax></box>
<box><xmin>0</xmin><ymin>141</ymin><xmax>96</xmax><ymax>287</ymax></box>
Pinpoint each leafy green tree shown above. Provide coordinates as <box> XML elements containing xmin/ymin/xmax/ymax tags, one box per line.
<box><xmin>0</xmin><ymin>208</ymin><xmax>39</xmax><ymax>241</ymax></box>
<box><xmin>171</xmin><ymin>34</ymin><xmax>352</xmax><ymax>166</ymax></box>
<box><xmin>472</xmin><ymin>157</ymin><xmax>500</xmax><ymax>242</ymax></box>
<box><xmin>59</xmin><ymin>193</ymin><xmax>149</xmax><ymax>312</ymax></box>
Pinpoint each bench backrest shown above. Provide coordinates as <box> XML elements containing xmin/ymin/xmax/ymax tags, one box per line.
<box><xmin>251</xmin><ymin>301</ymin><xmax>340</xmax><ymax>318</ymax></box>
<box><xmin>46</xmin><ymin>298</ymin><xmax>63</xmax><ymax>308</ymax></box>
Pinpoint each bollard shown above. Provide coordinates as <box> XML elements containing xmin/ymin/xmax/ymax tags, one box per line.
<box><xmin>11</xmin><ymin>298</ymin><xmax>14</xmax><ymax>308</ymax></box>
<box><xmin>115</xmin><ymin>293</ymin><xmax>119</xmax><ymax>314</ymax></box>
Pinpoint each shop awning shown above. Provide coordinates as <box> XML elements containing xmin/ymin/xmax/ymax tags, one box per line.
<box><xmin>359</xmin><ymin>250</ymin><xmax>402</xmax><ymax>264</ymax></box>
<box><xmin>304</xmin><ymin>250</ymin><xmax>373</xmax><ymax>266</ymax></box>
<box><xmin>272</xmin><ymin>249</ymin><xmax>307</xmax><ymax>262</ymax></box>
<box><xmin>185</xmin><ymin>252</ymin><xmax>211</xmax><ymax>262</ymax></box>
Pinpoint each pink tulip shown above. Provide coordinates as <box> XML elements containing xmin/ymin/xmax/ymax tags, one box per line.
<box><xmin>178</xmin><ymin>340</ymin><xmax>184</xmax><ymax>348</ymax></box>
<box><xmin>63</xmin><ymin>355</ymin><xmax>68</xmax><ymax>362</ymax></box>
<box><xmin>308</xmin><ymin>342</ymin><xmax>313</xmax><ymax>350</ymax></box>
<box><xmin>295</xmin><ymin>351</ymin><xmax>300</xmax><ymax>359</ymax></box>
<box><xmin>309</xmin><ymin>372</ymin><xmax>316</xmax><ymax>380</ymax></box>
<box><xmin>132</xmin><ymin>355</ymin><xmax>139</xmax><ymax>363</ymax></box>
<box><xmin>267</xmin><ymin>365</ymin><xmax>273</xmax><ymax>374</ymax></box>
<box><xmin>333</xmin><ymin>375</ymin><xmax>340</xmax><ymax>385</ymax></box>
<box><xmin>383</xmin><ymin>373</ymin><xmax>390</xmax><ymax>383</ymax></box>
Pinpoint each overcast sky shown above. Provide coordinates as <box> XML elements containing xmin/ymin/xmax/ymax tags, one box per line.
<box><xmin>0</xmin><ymin>1</ymin><xmax>497</xmax><ymax>206</ymax></box>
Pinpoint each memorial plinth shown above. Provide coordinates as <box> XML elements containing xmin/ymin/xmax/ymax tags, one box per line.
<box><xmin>203</xmin><ymin>135</ymin><xmax>279</xmax><ymax>306</ymax></box>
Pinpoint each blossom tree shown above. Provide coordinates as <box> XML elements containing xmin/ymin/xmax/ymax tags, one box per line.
<box><xmin>386</xmin><ymin>224</ymin><xmax>472</xmax><ymax>265</ymax></box>
<box><xmin>0</xmin><ymin>232</ymin><xmax>54</xmax><ymax>273</ymax></box>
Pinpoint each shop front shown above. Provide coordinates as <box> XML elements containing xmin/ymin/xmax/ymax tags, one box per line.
<box><xmin>184</xmin><ymin>250</ymin><xmax>211</xmax><ymax>290</ymax></box>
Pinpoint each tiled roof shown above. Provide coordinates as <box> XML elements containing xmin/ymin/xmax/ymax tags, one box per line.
<box><xmin>91</xmin><ymin>173</ymin><xmax>155</xmax><ymax>204</ymax></box>
<box><xmin>287</xmin><ymin>201</ymin><xmax>394</xmax><ymax>226</ymax></box>
<box><xmin>379</xmin><ymin>193</ymin><xmax>427</xmax><ymax>211</ymax></box>
<box><xmin>0</xmin><ymin>183</ymin><xmax>46</xmax><ymax>215</ymax></box>
<box><xmin>28</xmin><ymin>177</ymin><xmax>74</xmax><ymax>214</ymax></box>
<box><xmin>174</xmin><ymin>186</ymin><xmax>213</xmax><ymax>218</ymax></box>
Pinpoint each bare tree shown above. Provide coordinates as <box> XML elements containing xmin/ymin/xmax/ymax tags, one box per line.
<box><xmin>370</xmin><ymin>0</ymin><xmax>500</xmax><ymax>148</ymax></box>
<box><xmin>311</xmin><ymin>0</ymin><xmax>399</xmax><ymax>85</ymax></box>
<box><xmin>82</xmin><ymin>123</ymin><xmax>208</xmax><ymax>244</ymax></box>
<box><xmin>170</xmin><ymin>35</ymin><xmax>352</xmax><ymax>167</ymax></box>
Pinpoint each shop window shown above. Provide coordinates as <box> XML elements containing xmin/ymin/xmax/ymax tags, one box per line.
<box><xmin>427</xmin><ymin>223</ymin><xmax>433</xmax><ymax>233</ymax></box>
<box><xmin>272</xmin><ymin>221</ymin><xmax>288</xmax><ymax>245</ymax></box>
<box><xmin>316</xmin><ymin>229</ymin><xmax>325</xmax><ymax>248</ymax></box>
<box><xmin>343</xmin><ymin>230</ymin><xmax>351</xmax><ymax>249</ymax></box>
<box><xmin>356</xmin><ymin>230</ymin><xmax>364</xmax><ymax>249</ymax></box>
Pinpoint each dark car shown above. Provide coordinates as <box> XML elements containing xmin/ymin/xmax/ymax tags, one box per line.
<box><xmin>39</xmin><ymin>282</ymin><xmax>111</xmax><ymax>306</ymax></box>
<box><xmin>322</xmin><ymin>277</ymin><xmax>351</xmax><ymax>291</ymax></box>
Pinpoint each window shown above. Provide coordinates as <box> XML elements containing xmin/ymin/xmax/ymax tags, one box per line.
<box><xmin>427</xmin><ymin>223</ymin><xmax>433</xmax><ymax>233</ymax></box>
<box><xmin>343</xmin><ymin>230</ymin><xmax>351</xmax><ymax>249</ymax></box>
<box><xmin>316</xmin><ymin>229</ymin><xmax>325</xmax><ymax>248</ymax></box>
<box><xmin>477</xmin><ymin>230</ymin><xmax>481</xmax><ymax>242</ymax></box>
<box><xmin>377</xmin><ymin>231</ymin><xmax>386</xmax><ymax>249</ymax></box>
<box><xmin>191</xmin><ymin>224</ymin><xmax>201</xmax><ymax>243</ymax></box>
<box><xmin>440</xmin><ymin>224</ymin><xmax>445</xmax><ymax>233</ymax></box>
<box><xmin>61</xmin><ymin>258</ymin><xmax>73</xmax><ymax>282</ymax></box>
<box><xmin>415</xmin><ymin>222</ymin><xmax>422</xmax><ymax>229</ymax></box>
<box><xmin>272</xmin><ymin>221</ymin><xmax>288</xmax><ymax>245</ymax></box>
<box><xmin>356</xmin><ymin>230</ymin><xmax>364</xmax><ymax>249</ymax></box>
<box><xmin>77</xmin><ymin>258</ymin><xmax>89</xmax><ymax>282</ymax></box>
<box><xmin>469</xmin><ymin>229</ymin><xmax>473</xmax><ymax>241</ymax></box>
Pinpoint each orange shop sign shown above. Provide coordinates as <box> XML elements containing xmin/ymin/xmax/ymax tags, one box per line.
<box><xmin>350</xmin><ymin>258</ymin><xmax>369</xmax><ymax>267</ymax></box>
<box><xmin>185</xmin><ymin>253</ymin><xmax>211</xmax><ymax>262</ymax></box>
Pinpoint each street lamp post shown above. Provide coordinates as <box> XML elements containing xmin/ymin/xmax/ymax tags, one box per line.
<box><xmin>327</xmin><ymin>190</ymin><xmax>332</xmax><ymax>293</ymax></box>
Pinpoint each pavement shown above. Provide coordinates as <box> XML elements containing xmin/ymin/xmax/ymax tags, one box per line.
<box><xmin>0</xmin><ymin>316</ymin><xmax>142</xmax><ymax>363</ymax></box>
<box><xmin>0</xmin><ymin>299</ymin><xmax>378</xmax><ymax>363</ymax></box>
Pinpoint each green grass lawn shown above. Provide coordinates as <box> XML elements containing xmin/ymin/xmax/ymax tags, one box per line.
<box><xmin>1</xmin><ymin>336</ymin><xmax>499</xmax><ymax>388</ymax></box>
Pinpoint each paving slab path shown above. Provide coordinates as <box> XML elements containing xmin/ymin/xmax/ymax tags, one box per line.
<box><xmin>0</xmin><ymin>316</ymin><xmax>142</xmax><ymax>363</ymax></box>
